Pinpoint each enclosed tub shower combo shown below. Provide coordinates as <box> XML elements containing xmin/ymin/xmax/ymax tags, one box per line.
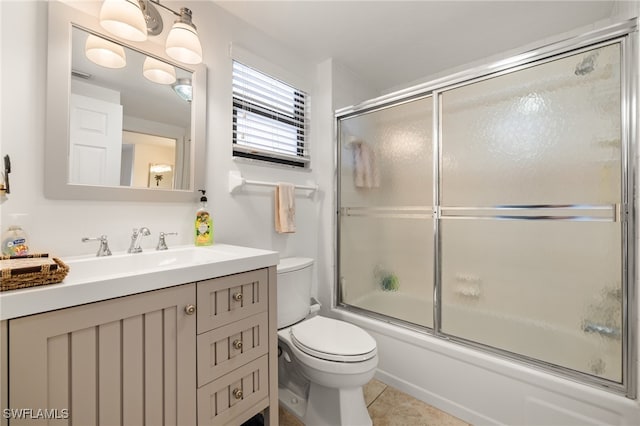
<box><xmin>336</xmin><ymin>19</ymin><xmax>637</xmax><ymax>403</ymax></box>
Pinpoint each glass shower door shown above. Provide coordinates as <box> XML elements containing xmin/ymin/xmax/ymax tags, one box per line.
<box><xmin>438</xmin><ymin>42</ymin><xmax>623</xmax><ymax>381</ymax></box>
<box><xmin>338</xmin><ymin>97</ymin><xmax>434</xmax><ymax>328</ymax></box>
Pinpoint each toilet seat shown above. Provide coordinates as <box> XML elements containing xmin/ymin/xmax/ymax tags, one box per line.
<box><xmin>290</xmin><ymin>316</ymin><xmax>377</xmax><ymax>363</ymax></box>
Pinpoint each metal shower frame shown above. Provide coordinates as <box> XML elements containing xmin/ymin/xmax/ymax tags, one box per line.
<box><xmin>334</xmin><ymin>18</ymin><xmax>638</xmax><ymax>398</ymax></box>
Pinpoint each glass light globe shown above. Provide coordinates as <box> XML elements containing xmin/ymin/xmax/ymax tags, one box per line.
<box><xmin>143</xmin><ymin>57</ymin><xmax>177</xmax><ymax>85</ymax></box>
<box><xmin>166</xmin><ymin>21</ymin><xmax>202</xmax><ymax>65</ymax></box>
<box><xmin>85</xmin><ymin>34</ymin><xmax>127</xmax><ymax>69</ymax></box>
<box><xmin>99</xmin><ymin>0</ymin><xmax>147</xmax><ymax>42</ymax></box>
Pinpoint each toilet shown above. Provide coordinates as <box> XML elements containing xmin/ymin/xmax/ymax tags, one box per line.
<box><xmin>277</xmin><ymin>257</ymin><xmax>378</xmax><ymax>426</ymax></box>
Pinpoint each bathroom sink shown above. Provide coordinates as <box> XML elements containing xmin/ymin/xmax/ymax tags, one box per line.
<box><xmin>0</xmin><ymin>243</ymin><xmax>279</xmax><ymax>321</ymax></box>
<box><xmin>63</xmin><ymin>245</ymin><xmax>241</xmax><ymax>284</ymax></box>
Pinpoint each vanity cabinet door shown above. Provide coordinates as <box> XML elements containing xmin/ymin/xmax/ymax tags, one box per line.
<box><xmin>8</xmin><ymin>284</ymin><xmax>196</xmax><ymax>426</ymax></box>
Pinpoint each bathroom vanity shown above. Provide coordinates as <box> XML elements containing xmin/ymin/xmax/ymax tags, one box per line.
<box><xmin>0</xmin><ymin>244</ymin><xmax>279</xmax><ymax>426</ymax></box>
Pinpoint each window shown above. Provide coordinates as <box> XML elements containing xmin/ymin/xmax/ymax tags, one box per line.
<box><xmin>232</xmin><ymin>61</ymin><xmax>309</xmax><ymax>167</ymax></box>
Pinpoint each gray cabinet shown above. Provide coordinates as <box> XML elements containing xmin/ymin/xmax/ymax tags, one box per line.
<box><xmin>8</xmin><ymin>284</ymin><xmax>197</xmax><ymax>426</ymax></box>
<box><xmin>4</xmin><ymin>267</ymin><xmax>278</xmax><ymax>426</ymax></box>
<box><xmin>196</xmin><ymin>269</ymin><xmax>275</xmax><ymax>425</ymax></box>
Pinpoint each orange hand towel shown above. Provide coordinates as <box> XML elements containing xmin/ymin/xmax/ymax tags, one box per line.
<box><xmin>353</xmin><ymin>141</ymin><xmax>380</xmax><ymax>189</ymax></box>
<box><xmin>275</xmin><ymin>182</ymin><xmax>296</xmax><ymax>233</ymax></box>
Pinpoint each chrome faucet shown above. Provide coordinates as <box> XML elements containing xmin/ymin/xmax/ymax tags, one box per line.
<box><xmin>156</xmin><ymin>232</ymin><xmax>178</xmax><ymax>251</ymax></box>
<box><xmin>128</xmin><ymin>227</ymin><xmax>151</xmax><ymax>253</ymax></box>
<box><xmin>82</xmin><ymin>235</ymin><xmax>112</xmax><ymax>257</ymax></box>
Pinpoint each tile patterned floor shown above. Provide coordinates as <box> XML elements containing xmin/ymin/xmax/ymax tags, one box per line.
<box><xmin>278</xmin><ymin>379</ymin><xmax>471</xmax><ymax>426</ymax></box>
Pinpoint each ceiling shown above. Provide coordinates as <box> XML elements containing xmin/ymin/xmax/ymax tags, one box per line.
<box><xmin>214</xmin><ymin>0</ymin><xmax>617</xmax><ymax>93</ymax></box>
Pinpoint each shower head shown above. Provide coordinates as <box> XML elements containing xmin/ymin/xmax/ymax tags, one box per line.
<box><xmin>575</xmin><ymin>51</ymin><xmax>599</xmax><ymax>76</ymax></box>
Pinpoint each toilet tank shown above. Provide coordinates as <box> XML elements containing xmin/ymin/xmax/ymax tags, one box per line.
<box><xmin>277</xmin><ymin>257</ymin><xmax>314</xmax><ymax>329</ymax></box>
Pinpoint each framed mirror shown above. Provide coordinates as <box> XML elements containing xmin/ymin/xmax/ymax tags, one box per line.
<box><xmin>45</xmin><ymin>1</ymin><xmax>206</xmax><ymax>202</ymax></box>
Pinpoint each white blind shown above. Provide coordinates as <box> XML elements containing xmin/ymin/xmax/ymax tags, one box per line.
<box><xmin>232</xmin><ymin>61</ymin><xmax>309</xmax><ymax>166</ymax></box>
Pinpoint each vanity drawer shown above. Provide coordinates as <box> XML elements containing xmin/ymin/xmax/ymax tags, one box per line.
<box><xmin>197</xmin><ymin>269</ymin><xmax>268</xmax><ymax>334</ymax></box>
<box><xmin>197</xmin><ymin>312</ymin><xmax>268</xmax><ymax>387</ymax></box>
<box><xmin>197</xmin><ymin>354</ymin><xmax>269</xmax><ymax>426</ymax></box>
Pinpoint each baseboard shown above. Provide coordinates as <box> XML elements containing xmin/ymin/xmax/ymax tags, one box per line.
<box><xmin>373</xmin><ymin>369</ymin><xmax>502</xmax><ymax>426</ymax></box>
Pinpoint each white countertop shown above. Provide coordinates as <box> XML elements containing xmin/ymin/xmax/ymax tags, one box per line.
<box><xmin>0</xmin><ymin>244</ymin><xmax>279</xmax><ymax>320</ymax></box>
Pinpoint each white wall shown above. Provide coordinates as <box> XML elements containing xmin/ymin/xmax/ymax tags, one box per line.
<box><xmin>71</xmin><ymin>78</ymin><xmax>120</xmax><ymax>103</ymax></box>
<box><xmin>0</xmin><ymin>0</ymin><xmax>320</xmax><ymax>262</ymax></box>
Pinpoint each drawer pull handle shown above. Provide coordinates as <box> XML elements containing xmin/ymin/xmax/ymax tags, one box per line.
<box><xmin>184</xmin><ymin>304</ymin><xmax>196</xmax><ymax>315</ymax></box>
<box><xmin>233</xmin><ymin>388</ymin><xmax>243</xmax><ymax>399</ymax></box>
<box><xmin>233</xmin><ymin>339</ymin><xmax>243</xmax><ymax>350</ymax></box>
<box><xmin>232</xmin><ymin>292</ymin><xmax>243</xmax><ymax>301</ymax></box>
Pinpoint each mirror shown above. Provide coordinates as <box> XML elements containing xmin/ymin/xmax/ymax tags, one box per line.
<box><xmin>45</xmin><ymin>1</ymin><xmax>206</xmax><ymax>202</ymax></box>
<box><xmin>70</xmin><ymin>27</ymin><xmax>191</xmax><ymax>190</ymax></box>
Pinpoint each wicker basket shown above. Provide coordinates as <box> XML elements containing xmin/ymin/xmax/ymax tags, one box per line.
<box><xmin>0</xmin><ymin>254</ymin><xmax>69</xmax><ymax>292</ymax></box>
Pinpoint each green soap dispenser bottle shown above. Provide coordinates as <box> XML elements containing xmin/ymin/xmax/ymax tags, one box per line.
<box><xmin>195</xmin><ymin>189</ymin><xmax>213</xmax><ymax>246</ymax></box>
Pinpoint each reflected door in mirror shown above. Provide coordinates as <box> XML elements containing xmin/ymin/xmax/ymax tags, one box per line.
<box><xmin>69</xmin><ymin>93</ymin><xmax>123</xmax><ymax>185</ymax></box>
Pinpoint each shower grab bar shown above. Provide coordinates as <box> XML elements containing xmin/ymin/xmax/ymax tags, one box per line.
<box><xmin>440</xmin><ymin>204</ymin><xmax>619</xmax><ymax>222</ymax></box>
<box><xmin>228</xmin><ymin>171</ymin><xmax>318</xmax><ymax>194</ymax></box>
<box><xmin>582</xmin><ymin>321</ymin><xmax>621</xmax><ymax>339</ymax></box>
<box><xmin>442</xmin><ymin>204</ymin><xmax>616</xmax><ymax>211</ymax></box>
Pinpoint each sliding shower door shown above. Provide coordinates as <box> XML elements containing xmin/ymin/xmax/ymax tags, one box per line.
<box><xmin>338</xmin><ymin>97</ymin><xmax>434</xmax><ymax>327</ymax></box>
<box><xmin>337</xmin><ymin>28</ymin><xmax>635</xmax><ymax>393</ymax></box>
<box><xmin>438</xmin><ymin>42</ymin><xmax>623</xmax><ymax>382</ymax></box>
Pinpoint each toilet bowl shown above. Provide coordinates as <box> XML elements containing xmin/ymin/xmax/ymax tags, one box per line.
<box><xmin>277</xmin><ymin>258</ymin><xmax>378</xmax><ymax>426</ymax></box>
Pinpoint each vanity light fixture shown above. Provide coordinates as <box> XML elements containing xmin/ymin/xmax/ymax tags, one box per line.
<box><xmin>143</xmin><ymin>56</ymin><xmax>176</xmax><ymax>84</ymax></box>
<box><xmin>85</xmin><ymin>34</ymin><xmax>127</xmax><ymax>69</ymax></box>
<box><xmin>165</xmin><ymin>8</ymin><xmax>203</xmax><ymax>65</ymax></box>
<box><xmin>99</xmin><ymin>0</ymin><xmax>148</xmax><ymax>42</ymax></box>
<box><xmin>99</xmin><ymin>0</ymin><xmax>203</xmax><ymax>65</ymax></box>
<box><xmin>172</xmin><ymin>78</ymin><xmax>192</xmax><ymax>102</ymax></box>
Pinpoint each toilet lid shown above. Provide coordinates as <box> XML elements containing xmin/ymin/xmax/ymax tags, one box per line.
<box><xmin>290</xmin><ymin>316</ymin><xmax>377</xmax><ymax>363</ymax></box>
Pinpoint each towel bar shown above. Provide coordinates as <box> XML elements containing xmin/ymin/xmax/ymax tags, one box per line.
<box><xmin>228</xmin><ymin>171</ymin><xmax>318</xmax><ymax>194</ymax></box>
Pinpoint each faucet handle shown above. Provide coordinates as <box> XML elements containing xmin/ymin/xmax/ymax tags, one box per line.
<box><xmin>82</xmin><ymin>235</ymin><xmax>112</xmax><ymax>257</ymax></box>
<box><xmin>157</xmin><ymin>232</ymin><xmax>178</xmax><ymax>251</ymax></box>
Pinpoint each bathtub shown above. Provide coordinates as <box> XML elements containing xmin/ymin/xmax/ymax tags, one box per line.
<box><xmin>333</xmin><ymin>291</ymin><xmax>640</xmax><ymax>425</ymax></box>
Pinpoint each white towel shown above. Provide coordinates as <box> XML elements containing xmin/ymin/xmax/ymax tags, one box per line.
<box><xmin>275</xmin><ymin>182</ymin><xmax>296</xmax><ymax>233</ymax></box>
<box><xmin>353</xmin><ymin>141</ymin><xmax>380</xmax><ymax>189</ymax></box>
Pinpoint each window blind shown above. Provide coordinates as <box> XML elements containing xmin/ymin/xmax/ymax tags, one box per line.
<box><xmin>232</xmin><ymin>61</ymin><xmax>309</xmax><ymax>167</ymax></box>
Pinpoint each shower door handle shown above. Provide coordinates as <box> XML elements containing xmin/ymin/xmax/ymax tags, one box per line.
<box><xmin>582</xmin><ymin>321</ymin><xmax>621</xmax><ymax>339</ymax></box>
